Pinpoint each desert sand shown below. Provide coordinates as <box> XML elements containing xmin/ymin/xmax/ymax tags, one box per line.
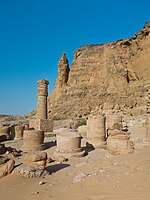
<box><xmin>0</xmin><ymin>136</ymin><xmax>150</xmax><ymax>200</ymax></box>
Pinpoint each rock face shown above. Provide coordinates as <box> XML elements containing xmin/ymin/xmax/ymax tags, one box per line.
<box><xmin>48</xmin><ymin>21</ymin><xmax>150</xmax><ymax>119</ymax></box>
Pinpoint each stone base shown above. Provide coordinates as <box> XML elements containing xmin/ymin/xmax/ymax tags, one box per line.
<box><xmin>29</xmin><ymin>119</ymin><xmax>53</xmax><ymax>132</ymax></box>
<box><xmin>53</xmin><ymin>148</ymin><xmax>85</xmax><ymax>159</ymax></box>
<box><xmin>107</xmin><ymin>135</ymin><xmax>134</xmax><ymax>155</ymax></box>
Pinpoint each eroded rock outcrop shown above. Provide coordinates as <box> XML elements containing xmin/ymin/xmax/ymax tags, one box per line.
<box><xmin>48</xmin><ymin>21</ymin><xmax>150</xmax><ymax>119</ymax></box>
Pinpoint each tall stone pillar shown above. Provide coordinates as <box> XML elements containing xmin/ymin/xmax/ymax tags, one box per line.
<box><xmin>36</xmin><ymin>80</ymin><xmax>49</xmax><ymax>119</ymax></box>
<box><xmin>29</xmin><ymin>79</ymin><xmax>53</xmax><ymax>132</ymax></box>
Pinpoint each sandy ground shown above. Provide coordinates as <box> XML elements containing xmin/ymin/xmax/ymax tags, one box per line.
<box><xmin>0</xmin><ymin>137</ymin><xmax>150</xmax><ymax>200</ymax></box>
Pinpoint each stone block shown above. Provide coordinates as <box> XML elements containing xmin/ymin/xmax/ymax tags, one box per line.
<box><xmin>29</xmin><ymin>119</ymin><xmax>53</xmax><ymax>132</ymax></box>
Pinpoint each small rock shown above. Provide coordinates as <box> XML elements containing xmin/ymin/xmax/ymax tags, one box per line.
<box><xmin>47</xmin><ymin>157</ymin><xmax>55</xmax><ymax>163</ymax></box>
<box><xmin>39</xmin><ymin>180</ymin><xmax>46</xmax><ymax>185</ymax></box>
<box><xmin>74</xmin><ymin>172</ymin><xmax>90</xmax><ymax>183</ymax></box>
<box><xmin>56</xmin><ymin>156</ymin><xmax>68</xmax><ymax>163</ymax></box>
<box><xmin>99</xmin><ymin>169</ymin><xmax>106</xmax><ymax>173</ymax></box>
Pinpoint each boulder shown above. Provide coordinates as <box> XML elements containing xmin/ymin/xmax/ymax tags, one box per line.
<box><xmin>0</xmin><ymin>159</ymin><xmax>15</xmax><ymax>178</ymax></box>
<box><xmin>13</xmin><ymin>163</ymin><xmax>49</xmax><ymax>178</ymax></box>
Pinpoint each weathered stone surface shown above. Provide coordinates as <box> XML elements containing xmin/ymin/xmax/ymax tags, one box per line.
<box><xmin>106</xmin><ymin>113</ymin><xmax>122</xmax><ymax>131</ymax></box>
<box><xmin>36</xmin><ymin>79</ymin><xmax>49</xmax><ymax>120</ymax></box>
<box><xmin>54</xmin><ymin>130</ymin><xmax>85</xmax><ymax>158</ymax></box>
<box><xmin>22</xmin><ymin>130</ymin><xmax>45</xmax><ymax>152</ymax></box>
<box><xmin>23</xmin><ymin>151</ymin><xmax>47</xmax><ymax>166</ymax></box>
<box><xmin>107</xmin><ymin>136</ymin><xmax>134</xmax><ymax>155</ymax></box>
<box><xmin>14</xmin><ymin>125</ymin><xmax>24</xmax><ymax>140</ymax></box>
<box><xmin>0</xmin><ymin>126</ymin><xmax>10</xmax><ymax>140</ymax></box>
<box><xmin>13</xmin><ymin>163</ymin><xmax>49</xmax><ymax>178</ymax></box>
<box><xmin>48</xmin><ymin>21</ymin><xmax>150</xmax><ymax>124</ymax></box>
<box><xmin>29</xmin><ymin>118</ymin><xmax>53</xmax><ymax>132</ymax></box>
<box><xmin>0</xmin><ymin>159</ymin><xmax>15</xmax><ymax>178</ymax></box>
<box><xmin>78</xmin><ymin>125</ymin><xmax>87</xmax><ymax>137</ymax></box>
<box><xmin>87</xmin><ymin>115</ymin><xmax>106</xmax><ymax>148</ymax></box>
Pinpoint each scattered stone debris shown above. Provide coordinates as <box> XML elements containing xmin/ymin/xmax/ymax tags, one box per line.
<box><xmin>13</xmin><ymin>163</ymin><xmax>49</xmax><ymax>178</ymax></box>
<box><xmin>73</xmin><ymin>172</ymin><xmax>90</xmax><ymax>183</ymax></box>
<box><xmin>47</xmin><ymin>157</ymin><xmax>55</xmax><ymax>164</ymax></box>
<box><xmin>13</xmin><ymin>151</ymin><xmax>49</xmax><ymax>178</ymax></box>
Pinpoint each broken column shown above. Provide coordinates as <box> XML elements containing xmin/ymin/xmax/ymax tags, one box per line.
<box><xmin>29</xmin><ymin>79</ymin><xmax>53</xmax><ymax>131</ymax></box>
<box><xmin>106</xmin><ymin>114</ymin><xmax>134</xmax><ymax>155</ymax></box>
<box><xmin>54</xmin><ymin>129</ymin><xmax>85</xmax><ymax>159</ymax></box>
<box><xmin>86</xmin><ymin>114</ymin><xmax>106</xmax><ymax>148</ymax></box>
<box><xmin>22</xmin><ymin>130</ymin><xmax>45</xmax><ymax>152</ymax></box>
<box><xmin>0</xmin><ymin>126</ymin><xmax>10</xmax><ymax>141</ymax></box>
<box><xmin>14</xmin><ymin>125</ymin><xmax>24</xmax><ymax>140</ymax></box>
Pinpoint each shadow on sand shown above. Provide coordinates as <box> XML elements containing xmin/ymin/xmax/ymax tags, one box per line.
<box><xmin>82</xmin><ymin>143</ymin><xmax>95</xmax><ymax>155</ymax></box>
<box><xmin>46</xmin><ymin>163</ymin><xmax>70</xmax><ymax>173</ymax></box>
<box><xmin>44</xmin><ymin>141</ymin><xmax>56</xmax><ymax>149</ymax></box>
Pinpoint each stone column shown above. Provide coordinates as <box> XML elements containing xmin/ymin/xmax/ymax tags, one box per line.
<box><xmin>14</xmin><ymin>125</ymin><xmax>24</xmax><ymax>140</ymax></box>
<box><xmin>86</xmin><ymin>114</ymin><xmax>106</xmax><ymax>148</ymax></box>
<box><xmin>0</xmin><ymin>126</ymin><xmax>10</xmax><ymax>141</ymax></box>
<box><xmin>36</xmin><ymin>80</ymin><xmax>49</xmax><ymax>119</ymax></box>
<box><xmin>29</xmin><ymin>79</ymin><xmax>53</xmax><ymax>132</ymax></box>
<box><xmin>54</xmin><ymin>129</ymin><xmax>85</xmax><ymax>159</ymax></box>
<box><xmin>106</xmin><ymin>114</ymin><xmax>134</xmax><ymax>155</ymax></box>
<box><xmin>22</xmin><ymin>130</ymin><xmax>45</xmax><ymax>152</ymax></box>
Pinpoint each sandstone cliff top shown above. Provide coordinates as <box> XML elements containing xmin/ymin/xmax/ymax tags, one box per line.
<box><xmin>74</xmin><ymin>20</ymin><xmax>150</xmax><ymax>54</ymax></box>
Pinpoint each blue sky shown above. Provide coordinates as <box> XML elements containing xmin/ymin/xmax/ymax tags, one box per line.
<box><xmin>0</xmin><ymin>0</ymin><xmax>149</xmax><ymax>115</ymax></box>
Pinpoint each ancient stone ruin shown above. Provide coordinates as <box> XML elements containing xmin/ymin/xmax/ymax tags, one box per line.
<box><xmin>29</xmin><ymin>79</ymin><xmax>53</xmax><ymax>132</ymax></box>
<box><xmin>83</xmin><ymin>113</ymin><xmax>134</xmax><ymax>154</ymax></box>
<box><xmin>48</xmin><ymin>21</ymin><xmax>150</xmax><ymax>140</ymax></box>
<box><xmin>54</xmin><ymin>129</ymin><xmax>85</xmax><ymax>159</ymax></box>
<box><xmin>86</xmin><ymin>114</ymin><xmax>106</xmax><ymax>148</ymax></box>
<box><xmin>0</xmin><ymin>125</ymin><xmax>10</xmax><ymax>141</ymax></box>
<box><xmin>14</xmin><ymin>151</ymin><xmax>49</xmax><ymax>178</ymax></box>
<box><xmin>14</xmin><ymin>125</ymin><xmax>24</xmax><ymax>140</ymax></box>
<box><xmin>22</xmin><ymin>130</ymin><xmax>45</xmax><ymax>152</ymax></box>
<box><xmin>106</xmin><ymin>114</ymin><xmax>134</xmax><ymax>154</ymax></box>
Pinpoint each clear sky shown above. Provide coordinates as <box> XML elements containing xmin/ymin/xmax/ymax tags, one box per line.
<box><xmin>0</xmin><ymin>0</ymin><xmax>149</xmax><ymax>116</ymax></box>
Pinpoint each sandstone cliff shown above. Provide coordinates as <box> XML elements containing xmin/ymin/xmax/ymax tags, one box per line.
<box><xmin>48</xmin><ymin>21</ymin><xmax>150</xmax><ymax>119</ymax></box>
